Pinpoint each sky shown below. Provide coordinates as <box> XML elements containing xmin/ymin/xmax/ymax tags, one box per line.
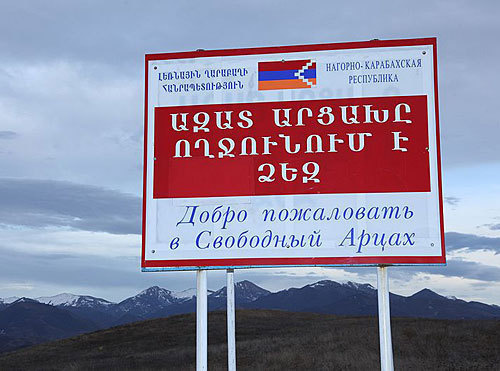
<box><xmin>0</xmin><ymin>0</ymin><xmax>499</xmax><ymax>304</ymax></box>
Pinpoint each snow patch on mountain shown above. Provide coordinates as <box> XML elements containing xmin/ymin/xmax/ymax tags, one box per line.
<box><xmin>116</xmin><ymin>286</ymin><xmax>180</xmax><ymax>315</ymax></box>
<box><xmin>172</xmin><ymin>288</ymin><xmax>197</xmax><ymax>301</ymax></box>
<box><xmin>12</xmin><ymin>297</ymin><xmax>38</xmax><ymax>304</ymax></box>
<box><xmin>235</xmin><ymin>280</ymin><xmax>271</xmax><ymax>301</ymax></box>
<box><xmin>304</xmin><ymin>280</ymin><xmax>376</xmax><ymax>293</ymax></box>
<box><xmin>0</xmin><ymin>296</ymin><xmax>20</xmax><ymax>304</ymax></box>
<box><xmin>136</xmin><ymin>286</ymin><xmax>174</xmax><ymax>300</ymax></box>
<box><xmin>342</xmin><ymin>281</ymin><xmax>376</xmax><ymax>291</ymax></box>
<box><xmin>37</xmin><ymin>293</ymin><xmax>81</xmax><ymax>306</ymax></box>
<box><xmin>127</xmin><ymin>286</ymin><xmax>178</xmax><ymax>306</ymax></box>
<box><xmin>308</xmin><ymin>280</ymin><xmax>332</xmax><ymax>288</ymax></box>
<box><xmin>36</xmin><ymin>293</ymin><xmax>114</xmax><ymax>307</ymax></box>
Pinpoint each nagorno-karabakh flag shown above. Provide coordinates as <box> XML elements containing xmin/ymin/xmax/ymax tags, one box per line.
<box><xmin>258</xmin><ymin>59</ymin><xmax>316</xmax><ymax>90</ymax></box>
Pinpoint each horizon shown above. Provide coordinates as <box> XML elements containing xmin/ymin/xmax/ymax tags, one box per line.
<box><xmin>3</xmin><ymin>278</ymin><xmax>498</xmax><ymax>307</ymax></box>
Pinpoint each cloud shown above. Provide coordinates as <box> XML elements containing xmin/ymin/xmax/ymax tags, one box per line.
<box><xmin>483</xmin><ymin>223</ymin><xmax>500</xmax><ymax>231</ymax></box>
<box><xmin>0</xmin><ymin>243</ymin><xmax>200</xmax><ymax>301</ymax></box>
<box><xmin>0</xmin><ymin>131</ymin><xmax>17</xmax><ymax>140</ymax></box>
<box><xmin>392</xmin><ymin>259</ymin><xmax>500</xmax><ymax>283</ymax></box>
<box><xmin>0</xmin><ymin>60</ymin><xmax>143</xmax><ymax>193</ymax></box>
<box><xmin>0</xmin><ymin>1</ymin><xmax>499</xmax><ymax>174</ymax></box>
<box><xmin>444</xmin><ymin>196</ymin><xmax>460</xmax><ymax>206</ymax></box>
<box><xmin>0</xmin><ymin>178</ymin><xmax>141</xmax><ymax>234</ymax></box>
<box><xmin>445</xmin><ymin>232</ymin><xmax>500</xmax><ymax>254</ymax></box>
<box><xmin>0</xmin><ymin>246</ymin><xmax>142</xmax><ymax>289</ymax></box>
<box><xmin>442</xmin><ymin>259</ymin><xmax>500</xmax><ymax>282</ymax></box>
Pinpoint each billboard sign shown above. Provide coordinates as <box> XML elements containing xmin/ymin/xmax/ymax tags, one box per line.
<box><xmin>142</xmin><ymin>38</ymin><xmax>445</xmax><ymax>270</ymax></box>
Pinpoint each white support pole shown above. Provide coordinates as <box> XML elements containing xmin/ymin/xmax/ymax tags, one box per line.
<box><xmin>377</xmin><ymin>266</ymin><xmax>394</xmax><ymax>371</ymax></box>
<box><xmin>196</xmin><ymin>270</ymin><xmax>208</xmax><ymax>371</ymax></box>
<box><xmin>226</xmin><ymin>269</ymin><xmax>236</xmax><ymax>371</ymax></box>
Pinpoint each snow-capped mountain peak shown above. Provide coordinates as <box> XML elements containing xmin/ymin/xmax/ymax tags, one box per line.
<box><xmin>342</xmin><ymin>281</ymin><xmax>376</xmax><ymax>291</ymax></box>
<box><xmin>116</xmin><ymin>286</ymin><xmax>179</xmax><ymax>315</ymax></box>
<box><xmin>36</xmin><ymin>293</ymin><xmax>81</xmax><ymax>306</ymax></box>
<box><xmin>307</xmin><ymin>280</ymin><xmax>334</xmax><ymax>289</ymax></box>
<box><xmin>235</xmin><ymin>280</ymin><xmax>271</xmax><ymax>301</ymax></box>
<box><xmin>208</xmin><ymin>280</ymin><xmax>271</xmax><ymax>302</ymax></box>
<box><xmin>36</xmin><ymin>293</ymin><xmax>114</xmax><ymax>308</ymax></box>
<box><xmin>12</xmin><ymin>297</ymin><xmax>38</xmax><ymax>304</ymax></box>
<box><xmin>305</xmin><ymin>280</ymin><xmax>376</xmax><ymax>292</ymax></box>
<box><xmin>136</xmin><ymin>286</ymin><xmax>175</xmax><ymax>302</ymax></box>
<box><xmin>172</xmin><ymin>288</ymin><xmax>197</xmax><ymax>301</ymax></box>
<box><xmin>0</xmin><ymin>296</ymin><xmax>20</xmax><ymax>304</ymax></box>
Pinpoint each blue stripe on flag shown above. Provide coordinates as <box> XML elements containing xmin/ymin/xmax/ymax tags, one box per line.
<box><xmin>258</xmin><ymin>70</ymin><xmax>298</xmax><ymax>81</ymax></box>
<box><xmin>303</xmin><ymin>69</ymin><xmax>316</xmax><ymax>79</ymax></box>
<box><xmin>258</xmin><ymin>69</ymin><xmax>316</xmax><ymax>81</ymax></box>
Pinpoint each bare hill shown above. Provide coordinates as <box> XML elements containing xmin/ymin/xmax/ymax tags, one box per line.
<box><xmin>0</xmin><ymin>310</ymin><xmax>498</xmax><ymax>370</ymax></box>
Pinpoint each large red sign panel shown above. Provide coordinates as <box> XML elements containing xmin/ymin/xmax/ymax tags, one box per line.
<box><xmin>154</xmin><ymin>96</ymin><xmax>430</xmax><ymax>199</ymax></box>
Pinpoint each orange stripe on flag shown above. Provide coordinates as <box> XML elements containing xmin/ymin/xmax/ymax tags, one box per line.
<box><xmin>258</xmin><ymin>79</ymin><xmax>316</xmax><ymax>90</ymax></box>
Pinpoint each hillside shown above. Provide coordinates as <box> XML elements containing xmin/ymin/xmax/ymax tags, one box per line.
<box><xmin>0</xmin><ymin>310</ymin><xmax>498</xmax><ymax>370</ymax></box>
<box><xmin>0</xmin><ymin>299</ymin><xmax>99</xmax><ymax>353</ymax></box>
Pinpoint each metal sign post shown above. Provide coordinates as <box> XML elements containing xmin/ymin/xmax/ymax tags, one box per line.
<box><xmin>377</xmin><ymin>266</ymin><xmax>394</xmax><ymax>371</ymax></box>
<box><xmin>226</xmin><ymin>269</ymin><xmax>236</xmax><ymax>371</ymax></box>
<box><xmin>196</xmin><ymin>270</ymin><xmax>208</xmax><ymax>371</ymax></box>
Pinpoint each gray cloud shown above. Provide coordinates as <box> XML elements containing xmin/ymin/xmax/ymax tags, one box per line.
<box><xmin>445</xmin><ymin>232</ymin><xmax>500</xmax><ymax>254</ymax></box>
<box><xmin>435</xmin><ymin>259</ymin><xmax>500</xmax><ymax>282</ymax></box>
<box><xmin>0</xmin><ymin>1</ymin><xmax>499</xmax><ymax>173</ymax></box>
<box><xmin>484</xmin><ymin>223</ymin><xmax>500</xmax><ymax>231</ymax></box>
<box><xmin>0</xmin><ymin>131</ymin><xmax>17</xmax><ymax>140</ymax></box>
<box><xmin>389</xmin><ymin>259</ymin><xmax>500</xmax><ymax>283</ymax></box>
<box><xmin>444</xmin><ymin>196</ymin><xmax>460</xmax><ymax>206</ymax></box>
<box><xmin>0</xmin><ymin>244</ymin><xmax>196</xmax><ymax>299</ymax></box>
<box><xmin>0</xmin><ymin>178</ymin><xmax>141</xmax><ymax>234</ymax></box>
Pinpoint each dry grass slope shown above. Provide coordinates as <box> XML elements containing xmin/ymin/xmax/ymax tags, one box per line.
<box><xmin>0</xmin><ymin>310</ymin><xmax>498</xmax><ymax>370</ymax></box>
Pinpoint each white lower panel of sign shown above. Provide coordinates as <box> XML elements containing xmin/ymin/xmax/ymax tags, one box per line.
<box><xmin>145</xmin><ymin>191</ymin><xmax>442</xmax><ymax>261</ymax></box>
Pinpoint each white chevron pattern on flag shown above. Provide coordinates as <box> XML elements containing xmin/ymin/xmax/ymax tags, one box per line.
<box><xmin>294</xmin><ymin>60</ymin><xmax>315</xmax><ymax>87</ymax></box>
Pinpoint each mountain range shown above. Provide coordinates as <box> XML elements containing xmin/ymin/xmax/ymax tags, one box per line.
<box><xmin>0</xmin><ymin>280</ymin><xmax>498</xmax><ymax>353</ymax></box>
